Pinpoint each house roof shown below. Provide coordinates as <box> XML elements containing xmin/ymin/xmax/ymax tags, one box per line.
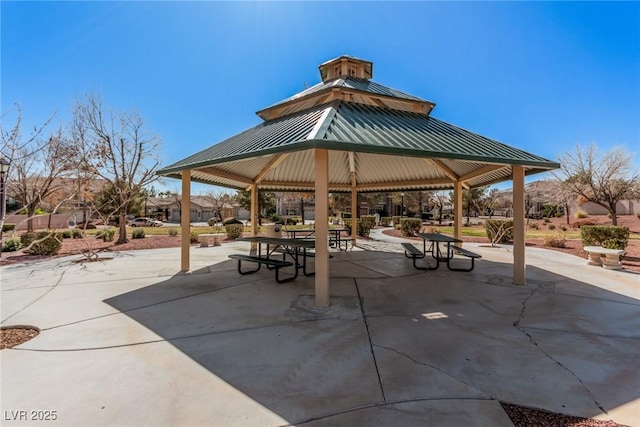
<box><xmin>157</xmin><ymin>56</ymin><xmax>560</xmax><ymax>192</ymax></box>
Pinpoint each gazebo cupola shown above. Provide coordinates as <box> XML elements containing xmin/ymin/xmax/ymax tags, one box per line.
<box><xmin>318</xmin><ymin>55</ymin><xmax>373</xmax><ymax>81</ymax></box>
<box><xmin>256</xmin><ymin>55</ymin><xmax>436</xmax><ymax>121</ymax></box>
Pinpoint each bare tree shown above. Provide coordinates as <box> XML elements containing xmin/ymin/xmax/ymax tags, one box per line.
<box><xmin>0</xmin><ymin>104</ymin><xmax>57</xmax><ymax>231</ymax></box>
<box><xmin>433</xmin><ymin>191</ymin><xmax>449</xmax><ymax>224</ymax></box>
<box><xmin>72</xmin><ymin>94</ymin><xmax>160</xmax><ymax>244</ymax></box>
<box><xmin>8</xmin><ymin>128</ymin><xmax>78</xmax><ymax>231</ymax></box>
<box><xmin>555</xmin><ymin>144</ymin><xmax>639</xmax><ymax>226</ymax></box>
<box><xmin>208</xmin><ymin>192</ymin><xmax>232</xmax><ymax>223</ymax></box>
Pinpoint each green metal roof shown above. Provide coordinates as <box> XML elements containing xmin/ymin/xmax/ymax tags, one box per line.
<box><xmin>158</xmin><ymin>104</ymin><xmax>559</xmax><ymax>192</ymax></box>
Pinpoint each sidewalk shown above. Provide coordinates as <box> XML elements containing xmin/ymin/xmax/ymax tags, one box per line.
<box><xmin>1</xmin><ymin>238</ymin><xmax>638</xmax><ymax>426</ymax></box>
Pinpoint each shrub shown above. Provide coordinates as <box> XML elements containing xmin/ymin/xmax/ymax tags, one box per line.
<box><xmin>223</xmin><ymin>217</ymin><xmax>243</xmax><ymax>225</ymax></box>
<box><xmin>2</xmin><ymin>238</ymin><xmax>21</xmax><ymax>252</ymax></box>
<box><xmin>392</xmin><ymin>216</ymin><xmax>401</xmax><ymax>229</ymax></box>
<box><xmin>580</xmin><ymin>225</ymin><xmax>629</xmax><ymax>250</ymax></box>
<box><xmin>544</xmin><ymin>233</ymin><xmax>566</xmax><ymax>248</ymax></box>
<box><xmin>343</xmin><ymin>219</ymin><xmax>352</xmax><ymax>235</ymax></box>
<box><xmin>543</xmin><ymin>218</ymin><xmax>551</xmax><ymax>223</ymax></box>
<box><xmin>207</xmin><ymin>218</ymin><xmax>218</xmax><ymax>227</ymax></box>
<box><xmin>225</xmin><ymin>223</ymin><xmax>244</xmax><ymax>239</ymax></box>
<box><xmin>268</xmin><ymin>214</ymin><xmax>282</xmax><ymax>224</ymax></box>
<box><xmin>529</xmin><ymin>223</ymin><xmax>540</xmax><ymax>230</ymax></box>
<box><xmin>61</xmin><ymin>230</ymin><xmax>72</xmax><ymax>239</ymax></box>
<box><xmin>571</xmin><ymin>219</ymin><xmax>596</xmax><ymax>229</ymax></box>
<box><xmin>96</xmin><ymin>228</ymin><xmax>116</xmax><ymax>242</ymax></box>
<box><xmin>358</xmin><ymin>215</ymin><xmax>376</xmax><ymax>237</ymax></box>
<box><xmin>168</xmin><ymin>228</ymin><xmax>178</xmax><ymax>237</ymax></box>
<box><xmin>132</xmin><ymin>229</ymin><xmax>145</xmax><ymax>239</ymax></box>
<box><xmin>548</xmin><ymin>224</ymin><xmax>556</xmax><ymax>230</ymax></box>
<box><xmin>380</xmin><ymin>217</ymin><xmax>392</xmax><ymax>227</ymax></box>
<box><xmin>190</xmin><ymin>231</ymin><xmax>199</xmax><ymax>243</ymax></box>
<box><xmin>72</xmin><ymin>228</ymin><xmax>83</xmax><ymax>239</ymax></box>
<box><xmin>20</xmin><ymin>232</ymin><xmax>36</xmax><ymax>247</ymax></box>
<box><xmin>23</xmin><ymin>231</ymin><xmax>62</xmax><ymax>255</ymax></box>
<box><xmin>560</xmin><ymin>226</ymin><xmax>567</xmax><ymax>232</ymax></box>
<box><xmin>2</xmin><ymin>223</ymin><xmax>16</xmax><ymax>233</ymax></box>
<box><xmin>574</xmin><ymin>211</ymin><xmax>588</xmax><ymax>219</ymax></box>
<box><xmin>400</xmin><ymin>218</ymin><xmax>422</xmax><ymax>237</ymax></box>
<box><xmin>284</xmin><ymin>217</ymin><xmax>298</xmax><ymax>225</ymax></box>
<box><xmin>485</xmin><ymin>220</ymin><xmax>514</xmax><ymax>244</ymax></box>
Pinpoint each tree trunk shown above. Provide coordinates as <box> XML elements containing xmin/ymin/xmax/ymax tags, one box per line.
<box><xmin>300</xmin><ymin>198</ymin><xmax>305</xmax><ymax>225</ymax></box>
<box><xmin>609</xmin><ymin>207</ymin><xmax>618</xmax><ymax>226</ymax></box>
<box><xmin>117</xmin><ymin>211</ymin><xmax>128</xmax><ymax>244</ymax></box>
<box><xmin>27</xmin><ymin>205</ymin><xmax>36</xmax><ymax>232</ymax></box>
<box><xmin>565</xmin><ymin>202</ymin><xmax>570</xmax><ymax>225</ymax></box>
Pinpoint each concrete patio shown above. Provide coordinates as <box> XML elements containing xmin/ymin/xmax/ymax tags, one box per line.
<box><xmin>1</xmin><ymin>236</ymin><xmax>639</xmax><ymax>426</ymax></box>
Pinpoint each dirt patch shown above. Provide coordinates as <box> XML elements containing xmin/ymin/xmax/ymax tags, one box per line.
<box><xmin>501</xmin><ymin>403</ymin><xmax>625</xmax><ymax>427</ymax></box>
<box><xmin>1</xmin><ymin>326</ymin><xmax>40</xmax><ymax>349</ymax></box>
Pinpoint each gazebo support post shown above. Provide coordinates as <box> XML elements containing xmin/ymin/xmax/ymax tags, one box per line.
<box><xmin>315</xmin><ymin>148</ymin><xmax>330</xmax><ymax>307</ymax></box>
<box><xmin>250</xmin><ymin>184</ymin><xmax>259</xmax><ymax>253</ymax></box>
<box><xmin>512</xmin><ymin>166</ymin><xmax>526</xmax><ymax>284</ymax></box>
<box><xmin>350</xmin><ymin>176</ymin><xmax>357</xmax><ymax>249</ymax></box>
<box><xmin>180</xmin><ymin>170</ymin><xmax>191</xmax><ymax>272</ymax></box>
<box><xmin>453</xmin><ymin>181</ymin><xmax>463</xmax><ymax>242</ymax></box>
<box><xmin>349</xmin><ymin>152</ymin><xmax>357</xmax><ymax>249</ymax></box>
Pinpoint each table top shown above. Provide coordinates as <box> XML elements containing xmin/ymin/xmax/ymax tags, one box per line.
<box><xmin>237</xmin><ymin>236</ymin><xmax>316</xmax><ymax>249</ymax></box>
<box><xmin>417</xmin><ymin>233</ymin><xmax>462</xmax><ymax>243</ymax></box>
<box><xmin>284</xmin><ymin>228</ymin><xmax>345</xmax><ymax>233</ymax></box>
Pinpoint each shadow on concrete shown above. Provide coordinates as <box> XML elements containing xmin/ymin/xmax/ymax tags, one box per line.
<box><xmin>104</xmin><ymin>251</ymin><xmax>640</xmax><ymax>426</ymax></box>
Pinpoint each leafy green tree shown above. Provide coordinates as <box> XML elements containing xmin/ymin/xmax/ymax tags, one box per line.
<box><xmin>236</xmin><ymin>189</ymin><xmax>276</xmax><ymax>225</ymax></box>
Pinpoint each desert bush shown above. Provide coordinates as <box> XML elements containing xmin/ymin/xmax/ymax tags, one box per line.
<box><xmin>2</xmin><ymin>223</ymin><xmax>16</xmax><ymax>233</ymax></box>
<box><xmin>132</xmin><ymin>229</ymin><xmax>145</xmax><ymax>239</ymax></box>
<box><xmin>20</xmin><ymin>232</ymin><xmax>36</xmax><ymax>247</ymax></box>
<box><xmin>543</xmin><ymin>233</ymin><xmax>566</xmax><ymax>248</ymax></box>
<box><xmin>548</xmin><ymin>224</ymin><xmax>556</xmax><ymax>230</ymax></box>
<box><xmin>96</xmin><ymin>228</ymin><xmax>116</xmax><ymax>242</ymax></box>
<box><xmin>560</xmin><ymin>226</ymin><xmax>567</xmax><ymax>232</ymax></box>
<box><xmin>23</xmin><ymin>231</ymin><xmax>62</xmax><ymax>255</ymax></box>
<box><xmin>574</xmin><ymin>211</ymin><xmax>588</xmax><ymax>219</ymax></box>
<box><xmin>485</xmin><ymin>220</ymin><xmax>514</xmax><ymax>245</ymax></box>
<box><xmin>571</xmin><ymin>219</ymin><xmax>596</xmax><ymax>229</ymax></box>
<box><xmin>2</xmin><ymin>238</ymin><xmax>21</xmax><ymax>252</ymax></box>
<box><xmin>580</xmin><ymin>226</ymin><xmax>629</xmax><ymax>250</ymax></box>
<box><xmin>268</xmin><ymin>214</ymin><xmax>283</xmax><ymax>224</ymax></box>
<box><xmin>543</xmin><ymin>218</ymin><xmax>551</xmax><ymax>223</ymax></box>
<box><xmin>207</xmin><ymin>218</ymin><xmax>218</xmax><ymax>226</ymax></box>
<box><xmin>168</xmin><ymin>228</ymin><xmax>178</xmax><ymax>237</ymax></box>
<box><xmin>61</xmin><ymin>230</ymin><xmax>72</xmax><ymax>239</ymax></box>
<box><xmin>72</xmin><ymin>228</ymin><xmax>83</xmax><ymax>239</ymax></box>
<box><xmin>223</xmin><ymin>217</ymin><xmax>243</xmax><ymax>225</ymax></box>
<box><xmin>284</xmin><ymin>217</ymin><xmax>298</xmax><ymax>225</ymax></box>
<box><xmin>190</xmin><ymin>231</ymin><xmax>199</xmax><ymax>243</ymax></box>
<box><xmin>400</xmin><ymin>218</ymin><xmax>422</xmax><ymax>237</ymax></box>
<box><xmin>380</xmin><ymin>217</ymin><xmax>392</xmax><ymax>227</ymax></box>
<box><xmin>529</xmin><ymin>223</ymin><xmax>540</xmax><ymax>230</ymax></box>
<box><xmin>225</xmin><ymin>223</ymin><xmax>244</xmax><ymax>239</ymax></box>
<box><xmin>391</xmin><ymin>216</ymin><xmax>401</xmax><ymax>227</ymax></box>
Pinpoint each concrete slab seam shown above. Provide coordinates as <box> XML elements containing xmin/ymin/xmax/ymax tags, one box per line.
<box><xmin>355</xmin><ymin>278</ymin><xmax>388</xmax><ymax>403</ymax></box>
<box><xmin>512</xmin><ymin>288</ymin><xmax>607</xmax><ymax>414</ymax></box>
<box><xmin>1</xmin><ymin>265</ymin><xmax>70</xmax><ymax>324</ymax></box>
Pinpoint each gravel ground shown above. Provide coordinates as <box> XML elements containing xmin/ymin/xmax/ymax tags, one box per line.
<box><xmin>501</xmin><ymin>403</ymin><xmax>627</xmax><ymax>427</ymax></box>
<box><xmin>0</xmin><ymin>327</ymin><xmax>40</xmax><ymax>349</ymax></box>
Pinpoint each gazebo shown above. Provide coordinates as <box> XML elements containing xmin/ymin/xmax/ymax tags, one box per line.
<box><xmin>157</xmin><ymin>55</ymin><xmax>560</xmax><ymax>306</ymax></box>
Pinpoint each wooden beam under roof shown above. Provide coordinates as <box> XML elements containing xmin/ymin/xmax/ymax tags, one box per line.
<box><xmin>356</xmin><ymin>177</ymin><xmax>452</xmax><ymax>190</ymax></box>
<box><xmin>195</xmin><ymin>166</ymin><xmax>254</xmax><ymax>185</ymax></box>
<box><xmin>426</xmin><ymin>159</ymin><xmax>470</xmax><ymax>189</ymax></box>
<box><xmin>259</xmin><ymin>180</ymin><xmax>352</xmax><ymax>190</ymax></box>
<box><xmin>254</xmin><ymin>153</ymin><xmax>289</xmax><ymax>184</ymax></box>
<box><xmin>460</xmin><ymin>164</ymin><xmax>505</xmax><ymax>183</ymax></box>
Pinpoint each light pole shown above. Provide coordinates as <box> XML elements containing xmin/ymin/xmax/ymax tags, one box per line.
<box><xmin>1</xmin><ymin>158</ymin><xmax>11</xmax><ymax>257</ymax></box>
<box><xmin>400</xmin><ymin>192</ymin><xmax>405</xmax><ymax>218</ymax></box>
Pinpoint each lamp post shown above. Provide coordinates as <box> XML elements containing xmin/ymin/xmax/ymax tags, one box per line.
<box><xmin>400</xmin><ymin>192</ymin><xmax>405</xmax><ymax>218</ymax></box>
<box><xmin>1</xmin><ymin>158</ymin><xmax>11</xmax><ymax>257</ymax></box>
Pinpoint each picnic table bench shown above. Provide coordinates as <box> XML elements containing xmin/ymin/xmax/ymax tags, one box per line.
<box><xmin>228</xmin><ymin>254</ymin><xmax>294</xmax><ymax>283</ymax></box>
<box><xmin>401</xmin><ymin>242</ymin><xmax>427</xmax><ymax>270</ymax></box>
<box><xmin>583</xmin><ymin>246</ymin><xmax>625</xmax><ymax>270</ymax></box>
<box><xmin>402</xmin><ymin>233</ymin><xmax>482</xmax><ymax>272</ymax></box>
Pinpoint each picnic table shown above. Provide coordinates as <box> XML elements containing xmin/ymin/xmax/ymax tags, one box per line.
<box><xmin>408</xmin><ymin>233</ymin><xmax>481</xmax><ymax>272</ymax></box>
<box><xmin>231</xmin><ymin>236</ymin><xmax>316</xmax><ymax>282</ymax></box>
<box><xmin>284</xmin><ymin>228</ymin><xmax>348</xmax><ymax>250</ymax></box>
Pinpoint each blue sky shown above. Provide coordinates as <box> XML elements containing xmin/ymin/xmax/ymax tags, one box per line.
<box><xmin>2</xmin><ymin>1</ymin><xmax>639</xmax><ymax>193</ymax></box>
